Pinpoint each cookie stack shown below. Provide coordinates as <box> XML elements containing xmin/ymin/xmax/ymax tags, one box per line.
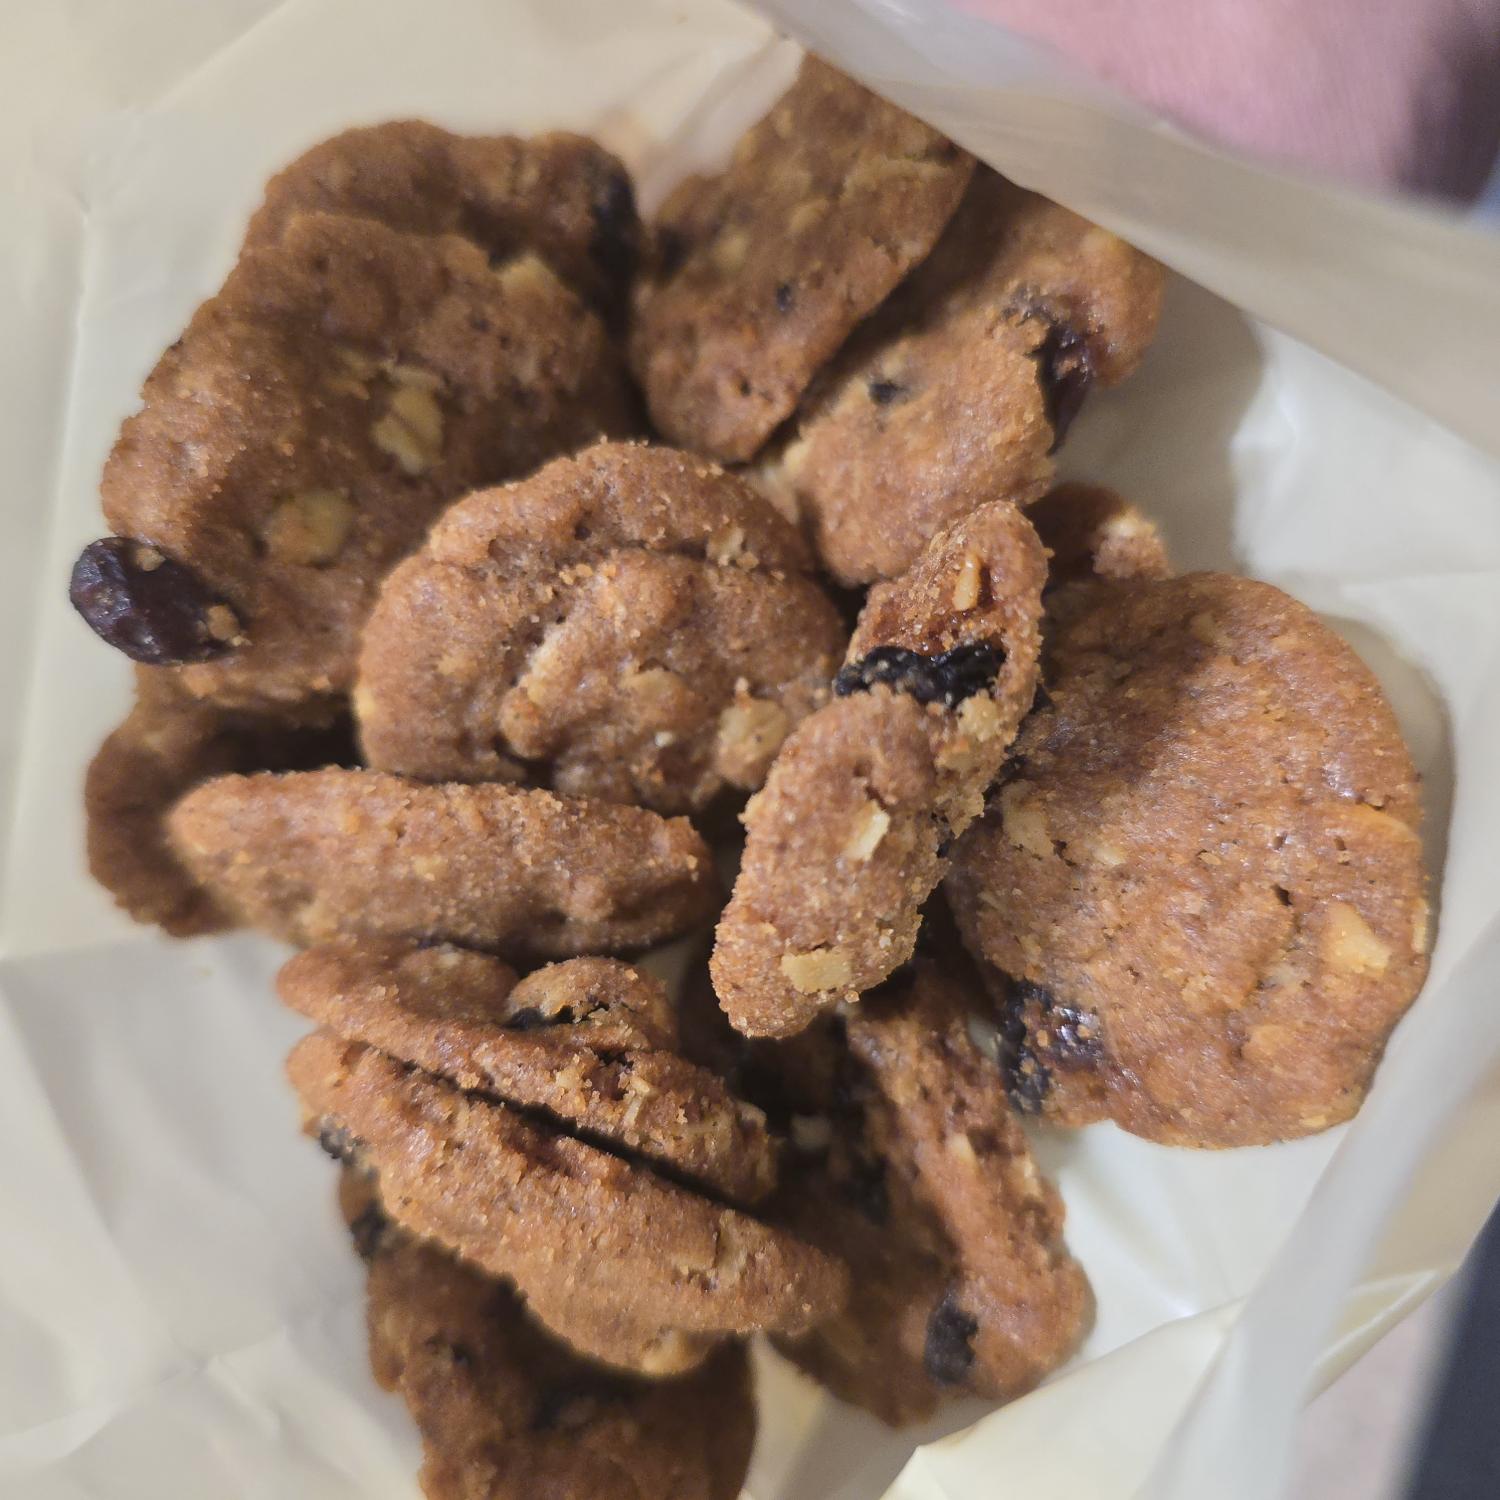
<box><xmin>69</xmin><ymin>55</ymin><xmax>1431</xmax><ymax>1497</ymax></box>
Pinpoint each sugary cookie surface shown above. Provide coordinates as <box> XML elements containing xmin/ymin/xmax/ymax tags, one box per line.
<box><xmin>946</xmin><ymin>572</ymin><xmax>1430</xmax><ymax>1146</ymax></box>
<box><xmin>630</xmin><ymin>55</ymin><xmax>974</xmax><ymax>462</ymax></box>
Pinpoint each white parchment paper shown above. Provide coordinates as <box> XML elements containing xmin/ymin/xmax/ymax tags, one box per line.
<box><xmin>2</xmin><ymin>2</ymin><xmax>1499</xmax><ymax>1497</ymax></box>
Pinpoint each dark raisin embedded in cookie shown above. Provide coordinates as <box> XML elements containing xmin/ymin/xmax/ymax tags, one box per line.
<box><xmin>712</xmin><ymin>498</ymin><xmax>1046</xmax><ymax>1039</ymax></box>
<box><xmin>923</xmin><ymin>1293</ymin><xmax>980</xmax><ymax>1385</ymax></box>
<box><xmin>947</xmin><ymin>572</ymin><xmax>1432</xmax><ymax>1147</ymax></box>
<box><xmin>70</xmin><ymin>538</ymin><xmax>242</xmax><ymax>666</ymax></box>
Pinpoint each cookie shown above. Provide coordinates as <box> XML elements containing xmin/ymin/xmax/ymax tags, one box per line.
<box><xmin>74</xmin><ymin>212</ymin><xmax>632</xmax><ymax>710</ymax></box>
<box><xmin>945</xmin><ymin>572</ymin><xmax>1431</xmax><ymax>1146</ymax></box>
<box><xmin>768</xmin><ymin>952</ymin><xmax>1090</xmax><ymax>1424</ymax></box>
<box><xmin>630</xmin><ymin>56</ymin><xmax>974</xmax><ymax>462</ymax></box>
<box><xmin>278</xmin><ymin>938</ymin><xmax>777</xmax><ymax>1203</ymax></box>
<box><xmin>365</xmin><ymin>1233</ymin><xmax>755</xmax><ymax>1500</ymax></box>
<box><xmin>286</xmin><ymin>1028</ymin><xmax>847</xmax><ymax>1371</ymax></box>
<box><xmin>167</xmin><ymin>768</ymin><xmax>717</xmax><ymax>959</ymax></box>
<box><xmin>243</xmin><ymin>120</ymin><xmax>640</xmax><ymax>318</ymax></box>
<box><xmin>84</xmin><ymin>669</ymin><xmax>354</xmax><ymax>936</ymax></box>
<box><xmin>1029</xmin><ymin>481</ymin><xmax>1171</xmax><ymax>591</ymax></box>
<box><xmin>711</xmin><ymin>499</ymin><xmax>1046</xmax><ymax>1037</ymax></box>
<box><xmin>758</xmin><ymin>171</ymin><xmax>1165</xmax><ymax>585</ymax></box>
<box><xmin>355</xmin><ymin>442</ymin><xmax>846</xmax><ymax>812</ymax></box>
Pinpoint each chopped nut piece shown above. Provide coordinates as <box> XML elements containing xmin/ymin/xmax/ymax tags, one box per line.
<box><xmin>263</xmin><ymin>490</ymin><xmax>355</xmax><ymax>566</ymax></box>
<box><xmin>1323</xmin><ymin>902</ymin><xmax>1392</xmax><ymax>975</ymax></box>
<box><xmin>951</xmin><ymin>551</ymin><xmax>983</xmax><ymax>611</ymax></box>
<box><xmin>843</xmin><ymin>799</ymin><xmax>891</xmax><ymax>863</ymax></box>
<box><xmin>372</xmin><ymin>384</ymin><xmax>445</xmax><ymax>475</ymax></box>
<box><xmin>780</xmin><ymin>947</ymin><xmax>855</xmax><ymax>993</ymax></box>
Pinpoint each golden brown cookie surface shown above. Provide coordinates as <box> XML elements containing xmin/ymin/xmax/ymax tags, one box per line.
<box><xmin>244</xmin><ymin>120</ymin><xmax>640</xmax><ymax>317</ymax></box>
<box><xmin>288</xmin><ymin>1029</ymin><xmax>846</xmax><ymax>1369</ymax></box>
<box><xmin>365</xmin><ymin>1234</ymin><xmax>755</xmax><ymax>1500</ymax></box>
<box><xmin>946</xmin><ymin>572</ymin><xmax>1431</xmax><ymax>1146</ymax></box>
<box><xmin>760</xmin><ymin>172</ymin><xmax>1164</xmax><ymax>585</ymax></box>
<box><xmin>167</xmin><ymin>768</ymin><xmax>717</xmax><ymax>959</ymax></box>
<box><xmin>711</xmin><ymin>499</ymin><xmax>1046</xmax><ymax>1038</ymax></box>
<box><xmin>279</xmin><ymin>939</ymin><xmax>777</xmax><ymax>1203</ymax></box>
<box><xmin>86</xmin><ymin>214</ymin><xmax>632</xmax><ymax>711</ymax></box>
<box><xmin>355</xmin><ymin>442</ymin><xmax>845</xmax><ymax>812</ymax></box>
<box><xmin>630</xmin><ymin>56</ymin><xmax>973</xmax><ymax>462</ymax></box>
<box><xmin>769</xmin><ymin>953</ymin><xmax>1090</xmax><ymax>1424</ymax></box>
<box><xmin>84</xmin><ymin>669</ymin><xmax>354</xmax><ymax>936</ymax></box>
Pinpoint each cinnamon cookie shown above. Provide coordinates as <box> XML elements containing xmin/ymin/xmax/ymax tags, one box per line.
<box><xmin>286</xmin><ymin>1017</ymin><xmax>847</xmax><ymax>1372</ymax></box>
<box><xmin>365</xmin><ymin>1233</ymin><xmax>755</xmax><ymax>1500</ymax></box>
<box><xmin>759</xmin><ymin>172</ymin><xmax>1164</xmax><ymax>585</ymax></box>
<box><xmin>711</xmin><ymin>499</ymin><xmax>1045</xmax><ymax>1037</ymax></box>
<box><xmin>630</xmin><ymin>56</ymin><xmax>973</xmax><ymax>462</ymax></box>
<box><xmin>167</xmin><ymin>768</ymin><xmax>716</xmax><ymax>959</ymax></box>
<box><xmin>769</xmin><ymin>953</ymin><xmax>1090</xmax><ymax>1424</ymax></box>
<box><xmin>278</xmin><ymin>938</ymin><xmax>777</xmax><ymax>1203</ymax></box>
<box><xmin>73</xmin><ymin>213</ymin><xmax>632</xmax><ymax>710</ymax></box>
<box><xmin>355</xmin><ymin>442</ymin><xmax>846</xmax><ymax>812</ymax></box>
<box><xmin>244</xmin><ymin>120</ymin><xmax>640</xmax><ymax>317</ymax></box>
<box><xmin>85</xmin><ymin>670</ymin><xmax>353</xmax><ymax>936</ymax></box>
<box><xmin>946</xmin><ymin>572</ymin><xmax>1431</xmax><ymax>1146</ymax></box>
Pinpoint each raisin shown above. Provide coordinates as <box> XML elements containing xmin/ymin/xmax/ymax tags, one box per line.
<box><xmin>996</xmin><ymin>975</ymin><xmax>1102</xmax><ymax>1111</ymax></box>
<box><xmin>833</xmin><ymin>643</ymin><xmax>1004</xmax><ymax>708</ymax></box>
<box><xmin>316</xmin><ymin>1121</ymin><xmax>362</xmax><ymax>1165</ymax></box>
<box><xmin>504</xmin><ymin>1006</ymin><xmax>554</xmax><ymax>1031</ymax></box>
<box><xmin>775</xmin><ymin>281</ymin><xmax>795</xmax><ymax>313</ymax></box>
<box><xmin>69</xmin><ymin>536</ymin><xmax>240</xmax><ymax>665</ymax></box>
<box><xmin>1035</xmin><ymin>323</ymin><xmax>1094</xmax><ymax>448</ymax></box>
<box><xmin>348</xmin><ymin>1202</ymin><xmax>388</xmax><ymax>1263</ymax></box>
<box><xmin>588</xmin><ymin>166</ymin><xmax>640</xmax><ymax>296</ymax></box>
<box><xmin>923</xmin><ymin>1292</ymin><xmax>979</xmax><ymax>1385</ymax></box>
<box><xmin>867</xmin><ymin>376</ymin><xmax>906</xmax><ymax>406</ymax></box>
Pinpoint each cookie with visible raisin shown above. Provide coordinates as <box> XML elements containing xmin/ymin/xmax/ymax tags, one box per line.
<box><xmin>365</xmin><ymin>1234</ymin><xmax>755</xmax><ymax>1500</ymax></box>
<box><xmin>167</xmin><ymin>768</ymin><xmax>717</xmax><ymax>960</ymax></box>
<box><xmin>279</xmin><ymin>938</ymin><xmax>777</xmax><ymax>1204</ymax></box>
<box><xmin>945</xmin><ymin>572</ymin><xmax>1431</xmax><ymax>1147</ymax></box>
<box><xmin>711</xmin><ymin>499</ymin><xmax>1045</xmax><ymax>1038</ymax></box>
<box><xmin>285</xmin><ymin>1000</ymin><xmax>846</xmax><ymax>1373</ymax></box>
<box><xmin>243</xmin><ymin>120</ymin><xmax>640</xmax><ymax>320</ymax></box>
<box><xmin>757</xmin><ymin>952</ymin><xmax>1088</xmax><ymax>1425</ymax></box>
<box><xmin>758</xmin><ymin>171</ymin><xmax>1164</xmax><ymax>585</ymax></box>
<box><xmin>630</xmin><ymin>56</ymin><xmax>973</xmax><ymax>462</ymax></box>
<box><xmin>74</xmin><ymin>213</ymin><xmax>632</xmax><ymax>711</ymax></box>
<box><xmin>84</xmin><ymin>669</ymin><xmax>355</xmax><ymax>936</ymax></box>
<box><xmin>355</xmin><ymin>442</ymin><xmax>846</xmax><ymax>813</ymax></box>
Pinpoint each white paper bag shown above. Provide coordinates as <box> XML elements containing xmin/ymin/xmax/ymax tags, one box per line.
<box><xmin>2</xmin><ymin>3</ymin><xmax>1498</xmax><ymax>1497</ymax></box>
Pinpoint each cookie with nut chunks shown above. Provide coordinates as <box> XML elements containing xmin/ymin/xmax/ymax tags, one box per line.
<box><xmin>75</xmin><ymin>213</ymin><xmax>632</xmax><ymax>711</ymax></box>
<box><xmin>355</xmin><ymin>442</ymin><xmax>846</xmax><ymax>813</ymax></box>
<box><xmin>631</xmin><ymin>56</ymin><xmax>973</xmax><ymax>463</ymax></box>
<box><xmin>945</xmin><ymin>572</ymin><xmax>1431</xmax><ymax>1146</ymax></box>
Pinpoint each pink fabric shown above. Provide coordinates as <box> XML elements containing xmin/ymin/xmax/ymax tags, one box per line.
<box><xmin>957</xmin><ymin>0</ymin><xmax>1500</xmax><ymax>198</ymax></box>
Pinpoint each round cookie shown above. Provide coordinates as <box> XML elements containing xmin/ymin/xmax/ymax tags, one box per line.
<box><xmin>711</xmin><ymin>499</ymin><xmax>1046</xmax><ymax>1038</ymax></box>
<box><xmin>76</xmin><ymin>213</ymin><xmax>632</xmax><ymax>710</ymax></box>
<box><xmin>365</xmin><ymin>1234</ymin><xmax>755</xmax><ymax>1500</ymax></box>
<box><xmin>945</xmin><ymin>572</ymin><xmax>1431</xmax><ymax>1147</ymax></box>
<box><xmin>759</xmin><ymin>172</ymin><xmax>1165</xmax><ymax>585</ymax></box>
<box><xmin>287</xmin><ymin>1029</ymin><xmax>847</xmax><ymax>1368</ymax></box>
<box><xmin>355</xmin><ymin>442</ymin><xmax>846</xmax><ymax>812</ymax></box>
<box><xmin>84</xmin><ymin>670</ymin><xmax>354</xmax><ymax>936</ymax></box>
<box><xmin>279</xmin><ymin>938</ymin><xmax>778</xmax><ymax>1203</ymax></box>
<box><xmin>243</xmin><ymin>120</ymin><xmax>640</xmax><ymax>318</ymax></box>
<box><xmin>167</xmin><ymin>768</ymin><xmax>717</xmax><ymax>960</ymax></box>
<box><xmin>630</xmin><ymin>55</ymin><xmax>974</xmax><ymax>462</ymax></box>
